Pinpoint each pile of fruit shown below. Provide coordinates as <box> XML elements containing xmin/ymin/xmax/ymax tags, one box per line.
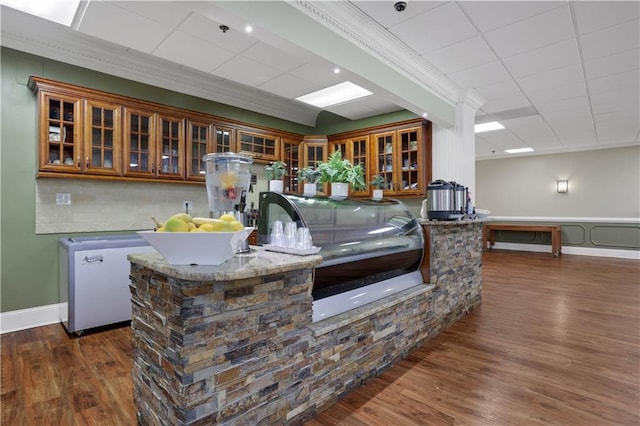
<box><xmin>151</xmin><ymin>213</ymin><xmax>245</xmax><ymax>232</ymax></box>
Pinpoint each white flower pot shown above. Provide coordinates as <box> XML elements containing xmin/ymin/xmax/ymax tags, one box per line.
<box><xmin>303</xmin><ymin>183</ymin><xmax>316</xmax><ymax>197</ymax></box>
<box><xmin>330</xmin><ymin>182</ymin><xmax>349</xmax><ymax>200</ymax></box>
<box><xmin>269</xmin><ymin>180</ymin><xmax>284</xmax><ymax>193</ymax></box>
<box><xmin>372</xmin><ymin>189</ymin><xmax>384</xmax><ymax>200</ymax></box>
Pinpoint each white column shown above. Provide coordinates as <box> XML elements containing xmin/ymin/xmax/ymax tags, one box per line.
<box><xmin>431</xmin><ymin>93</ymin><xmax>483</xmax><ymax>201</ymax></box>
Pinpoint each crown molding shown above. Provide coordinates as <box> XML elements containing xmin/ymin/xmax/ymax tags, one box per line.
<box><xmin>0</xmin><ymin>6</ymin><xmax>319</xmax><ymax>127</ymax></box>
<box><xmin>292</xmin><ymin>1</ymin><xmax>462</xmax><ymax>108</ymax></box>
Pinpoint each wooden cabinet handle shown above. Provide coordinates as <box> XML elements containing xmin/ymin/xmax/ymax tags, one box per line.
<box><xmin>77</xmin><ymin>156</ymin><xmax>81</xmax><ymax>167</ymax></box>
<box><xmin>86</xmin><ymin>157</ymin><xmax>89</xmax><ymax>168</ymax></box>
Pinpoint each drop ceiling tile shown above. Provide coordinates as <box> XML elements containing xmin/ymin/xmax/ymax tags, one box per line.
<box><xmin>241</xmin><ymin>42</ymin><xmax>307</xmax><ymax>72</ymax></box>
<box><xmin>587</xmin><ymin>69</ymin><xmax>639</xmax><ymax>95</ymax></box>
<box><xmin>78</xmin><ymin>1</ymin><xmax>172</xmax><ymax>53</ymax></box>
<box><xmin>480</xmin><ymin>95</ymin><xmax>531</xmax><ymax>114</ymax></box>
<box><xmin>502</xmin><ymin>115</ymin><xmax>559</xmax><ymax>148</ymax></box>
<box><xmin>535</xmin><ymin>96</ymin><xmax>591</xmax><ymax>114</ymax></box>
<box><xmin>257</xmin><ymin>73</ymin><xmax>315</xmax><ymax>99</ymax></box>
<box><xmin>180</xmin><ymin>13</ymin><xmax>257</xmax><ymax>53</ymax></box>
<box><xmin>288</xmin><ymin>63</ymin><xmax>345</xmax><ymax>90</ymax></box>
<box><xmin>459</xmin><ymin>1</ymin><xmax>564</xmax><ymax>33</ymax></box>
<box><xmin>109</xmin><ymin>1</ymin><xmax>191</xmax><ymax>27</ymax></box>
<box><xmin>475</xmin><ymin>139</ymin><xmax>499</xmax><ymax>158</ymax></box>
<box><xmin>476</xmin><ymin>130</ymin><xmax>525</xmax><ymax>149</ymax></box>
<box><xmin>525</xmin><ymin>82</ymin><xmax>587</xmax><ymax>104</ymax></box>
<box><xmin>517</xmin><ymin>63</ymin><xmax>584</xmax><ymax>93</ymax></box>
<box><xmin>590</xmin><ymin>88</ymin><xmax>640</xmax><ymax>115</ymax></box>
<box><xmin>502</xmin><ymin>38</ymin><xmax>580</xmax><ymax>78</ymax></box>
<box><xmin>473</xmin><ymin>79</ymin><xmax>523</xmax><ymax>101</ymax></box>
<box><xmin>573</xmin><ymin>1</ymin><xmax>640</xmax><ymax>35</ymax></box>
<box><xmin>424</xmin><ymin>36</ymin><xmax>496</xmax><ymax>74</ymax></box>
<box><xmin>483</xmin><ymin>6</ymin><xmax>574</xmax><ymax>58</ymax></box>
<box><xmin>154</xmin><ymin>31</ymin><xmax>235</xmax><ymax>73</ymax></box>
<box><xmin>352</xmin><ymin>1</ymin><xmax>446</xmax><ymax>29</ymax></box>
<box><xmin>448</xmin><ymin>61</ymin><xmax>511</xmax><ymax>89</ymax></box>
<box><xmin>580</xmin><ymin>19</ymin><xmax>640</xmax><ymax>60</ymax></box>
<box><xmin>584</xmin><ymin>48</ymin><xmax>640</xmax><ymax>80</ymax></box>
<box><xmin>388</xmin><ymin>2</ymin><xmax>477</xmax><ymax>54</ymax></box>
<box><xmin>212</xmin><ymin>55</ymin><xmax>282</xmax><ymax>87</ymax></box>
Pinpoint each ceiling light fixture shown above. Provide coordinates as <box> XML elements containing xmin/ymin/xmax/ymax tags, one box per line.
<box><xmin>2</xmin><ymin>0</ymin><xmax>80</xmax><ymax>26</ymax></box>
<box><xmin>333</xmin><ymin>67</ymin><xmax>340</xmax><ymax>74</ymax></box>
<box><xmin>505</xmin><ymin>147</ymin><xmax>534</xmax><ymax>154</ymax></box>
<box><xmin>474</xmin><ymin>121</ymin><xmax>504</xmax><ymax>133</ymax></box>
<box><xmin>245</xmin><ymin>25</ymin><xmax>252</xmax><ymax>33</ymax></box>
<box><xmin>295</xmin><ymin>81</ymin><xmax>373</xmax><ymax>108</ymax></box>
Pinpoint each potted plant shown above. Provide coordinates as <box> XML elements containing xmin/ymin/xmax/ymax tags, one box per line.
<box><xmin>298</xmin><ymin>166</ymin><xmax>322</xmax><ymax>197</ymax></box>
<box><xmin>370</xmin><ymin>175</ymin><xmax>386</xmax><ymax>200</ymax></box>
<box><xmin>316</xmin><ymin>149</ymin><xmax>366</xmax><ymax>199</ymax></box>
<box><xmin>265</xmin><ymin>161</ymin><xmax>287</xmax><ymax>193</ymax></box>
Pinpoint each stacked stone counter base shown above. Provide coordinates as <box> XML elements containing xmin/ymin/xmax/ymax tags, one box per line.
<box><xmin>128</xmin><ymin>220</ymin><xmax>483</xmax><ymax>425</ymax></box>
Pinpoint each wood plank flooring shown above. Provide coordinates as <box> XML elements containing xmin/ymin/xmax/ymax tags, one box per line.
<box><xmin>2</xmin><ymin>251</ymin><xmax>639</xmax><ymax>425</ymax></box>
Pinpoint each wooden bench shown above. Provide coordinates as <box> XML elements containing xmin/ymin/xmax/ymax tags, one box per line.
<box><xmin>483</xmin><ymin>224</ymin><xmax>562</xmax><ymax>257</ymax></box>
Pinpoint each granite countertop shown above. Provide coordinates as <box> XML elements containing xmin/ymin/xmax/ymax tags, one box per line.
<box><xmin>420</xmin><ymin>218</ymin><xmax>489</xmax><ymax>226</ymax></box>
<box><xmin>128</xmin><ymin>247</ymin><xmax>323</xmax><ymax>281</ymax></box>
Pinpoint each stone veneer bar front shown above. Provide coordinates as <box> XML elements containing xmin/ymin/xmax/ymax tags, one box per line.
<box><xmin>128</xmin><ymin>219</ymin><xmax>483</xmax><ymax>425</ymax></box>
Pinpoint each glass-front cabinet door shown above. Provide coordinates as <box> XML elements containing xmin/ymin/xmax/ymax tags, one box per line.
<box><xmin>237</xmin><ymin>130</ymin><xmax>279</xmax><ymax>162</ymax></box>
<box><xmin>349</xmin><ymin>136</ymin><xmax>369</xmax><ymax>197</ymax></box>
<box><xmin>282</xmin><ymin>138</ymin><xmax>301</xmax><ymax>194</ymax></box>
<box><xmin>123</xmin><ymin>107</ymin><xmax>155</xmax><ymax>177</ymax></box>
<box><xmin>84</xmin><ymin>99</ymin><xmax>121</xmax><ymax>175</ymax></box>
<box><xmin>186</xmin><ymin>120</ymin><xmax>212</xmax><ymax>181</ymax></box>
<box><xmin>38</xmin><ymin>92</ymin><xmax>81</xmax><ymax>172</ymax></box>
<box><xmin>302</xmin><ymin>142</ymin><xmax>327</xmax><ymax>196</ymax></box>
<box><xmin>373</xmin><ymin>131</ymin><xmax>395</xmax><ymax>193</ymax></box>
<box><xmin>397</xmin><ymin>126</ymin><xmax>422</xmax><ymax>195</ymax></box>
<box><xmin>157</xmin><ymin>114</ymin><xmax>185</xmax><ymax>179</ymax></box>
<box><xmin>214</xmin><ymin>126</ymin><xmax>234</xmax><ymax>153</ymax></box>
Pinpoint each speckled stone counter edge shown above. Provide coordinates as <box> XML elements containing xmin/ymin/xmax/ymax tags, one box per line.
<box><xmin>128</xmin><ymin>247</ymin><xmax>323</xmax><ymax>281</ymax></box>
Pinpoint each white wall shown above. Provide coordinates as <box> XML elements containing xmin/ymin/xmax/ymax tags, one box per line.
<box><xmin>475</xmin><ymin>146</ymin><xmax>640</xmax><ymax>218</ymax></box>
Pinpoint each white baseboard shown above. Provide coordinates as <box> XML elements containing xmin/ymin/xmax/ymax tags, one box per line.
<box><xmin>0</xmin><ymin>303</ymin><xmax>62</xmax><ymax>334</ymax></box>
<box><xmin>490</xmin><ymin>242</ymin><xmax>640</xmax><ymax>260</ymax></box>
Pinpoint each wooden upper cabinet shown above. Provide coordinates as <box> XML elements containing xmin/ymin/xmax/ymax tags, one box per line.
<box><xmin>84</xmin><ymin>99</ymin><xmax>121</xmax><ymax>175</ymax></box>
<box><xmin>156</xmin><ymin>114</ymin><xmax>185</xmax><ymax>179</ymax></box>
<box><xmin>348</xmin><ymin>135</ymin><xmax>370</xmax><ymax>197</ymax></box>
<box><xmin>282</xmin><ymin>137</ymin><xmax>301</xmax><ymax>194</ymax></box>
<box><xmin>37</xmin><ymin>91</ymin><xmax>82</xmax><ymax>173</ymax></box>
<box><xmin>371</xmin><ymin>125</ymin><xmax>425</xmax><ymax>196</ymax></box>
<box><xmin>237</xmin><ymin>129</ymin><xmax>279</xmax><ymax>162</ymax></box>
<box><xmin>186</xmin><ymin>119</ymin><xmax>212</xmax><ymax>181</ymax></box>
<box><xmin>302</xmin><ymin>141</ymin><xmax>328</xmax><ymax>196</ymax></box>
<box><xmin>123</xmin><ymin>106</ymin><xmax>156</xmax><ymax>178</ymax></box>
<box><xmin>213</xmin><ymin>125</ymin><xmax>235</xmax><ymax>154</ymax></box>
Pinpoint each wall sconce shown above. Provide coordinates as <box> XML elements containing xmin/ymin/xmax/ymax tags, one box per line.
<box><xmin>557</xmin><ymin>179</ymin><xmax>568</xmax><ymax>193</ymax></box>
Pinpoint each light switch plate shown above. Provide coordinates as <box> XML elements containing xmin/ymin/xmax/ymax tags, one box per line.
<box><xmin>56</xmin><ymin>193</ymin><xmax>71</xmax><ymax>205</ymax></box>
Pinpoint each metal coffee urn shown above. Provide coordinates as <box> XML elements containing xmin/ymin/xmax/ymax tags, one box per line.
<box><xmin>451</xmin><ymin>181</ymin><xmax>468</xmax><ymax>214</ymax></box>
<box><xmin>427</xmin><ymin>180</ymin><xmax>454</xmax><ymax>220</ymax></box>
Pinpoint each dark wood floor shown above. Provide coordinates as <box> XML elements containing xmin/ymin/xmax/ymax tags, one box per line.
<box><xmin>2</xmin><ymin>251</ymin><xmax>639</xmax><ymax>425</ymax></box>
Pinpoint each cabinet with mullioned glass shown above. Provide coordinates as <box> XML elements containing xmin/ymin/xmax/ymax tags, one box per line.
<box><xmin>237</xmin><ymin>129</ymin><xmax>279</xmax><ymax>162</ymax></box>
<box><xmin>83</xmin><ymin>99</ymin><xmax>121</xmax><ymax>175</ymax></box>
<box><xmin>282</xmin><ymin>137</ymin><xmax>302</xmax><ymax>194</ymax></box>
<box><xmin>330</xmin><ymin>136</ymin><xmax>370</xmax><ymax>197</ymax></box>
<box><xmin>371</xmin><ymin>126</ymin><xmax>424</xmax><ymax>196</ymax></box>
<box><xmin>302</xmin><ymin>141</ymin><xmax>328</xmax><ymax>196</ymax></box>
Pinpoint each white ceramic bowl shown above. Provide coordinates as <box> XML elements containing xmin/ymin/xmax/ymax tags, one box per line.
<box><xmin>137</xmin><ymin>227</ymin><xmax>253</xmax><ymax>265</ymax></box>
<box><xmin>475</xmin><ymin>208</ymin><xmax>491</xmax><ymax>219</ymax></box>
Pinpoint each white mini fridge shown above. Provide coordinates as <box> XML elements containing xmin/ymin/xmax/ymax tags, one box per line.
<box><xmin>59</xmin><ymin>235</ymin><xmax>153</xmax><ymax>335</ymax></box>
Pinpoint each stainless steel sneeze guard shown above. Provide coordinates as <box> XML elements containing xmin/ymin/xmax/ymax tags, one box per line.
<box><xmin>258</xmin><ymin>193</ymin><xmax>425</xmax><ymax>319</ymax></box>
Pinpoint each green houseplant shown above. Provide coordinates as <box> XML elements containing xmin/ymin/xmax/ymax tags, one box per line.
<box><xmin>316</xmin><ymin>150</ymin><xmax>366</xmax><ymax>199</ymax></box>
<box><xmin>298</xmin><ymin>166</ymin><xmax>322</xmax><ymax>197</ymax></box>
<box><xmin>370</xmin><ymin>175</ymin><xmax>386</xmax><ymax>200</ymax></box>
<box><xmin>265</xmin><ymin>161</ymin><xmax>287</xmax><ymax>193</ymax></box>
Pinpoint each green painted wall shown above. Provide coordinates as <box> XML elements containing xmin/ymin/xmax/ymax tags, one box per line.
<box><xmin>0</xmin><ymin>47</ymin><xmax>428</xmax><ymax>313</ymax></box>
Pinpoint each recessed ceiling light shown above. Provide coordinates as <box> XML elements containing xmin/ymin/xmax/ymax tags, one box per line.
<box><xmin>295</xmin><ymin>81</ymin><xmax>373</xmax><ymax>108</ymax></box>
<box><xmin>245</xmin><ymin>25</ymin><xmax>253</xmax><ymax>33</ymax></box>
<box><xmin>2</xmin><ymin>0</ymin><xmax>80</xmax><ymax>26</ymax></box>
<box><xmin>505</xmin><ymin>147</ymin><xmax>534</xmax><ymax>154</ymax></box>
<box><xmin>333</xmin><ymin>67</ymin><xmax>340</xmax><ymax>74</ymax></box>
<box><xmin>475</xmin><ymin>121</ymin><xmax>504</xmax><ymax>133</ymax></box>
<box><xmin>422</xmin><ymin>113</ymin><xmax>428</xmax><ymax>118</ymax></box>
